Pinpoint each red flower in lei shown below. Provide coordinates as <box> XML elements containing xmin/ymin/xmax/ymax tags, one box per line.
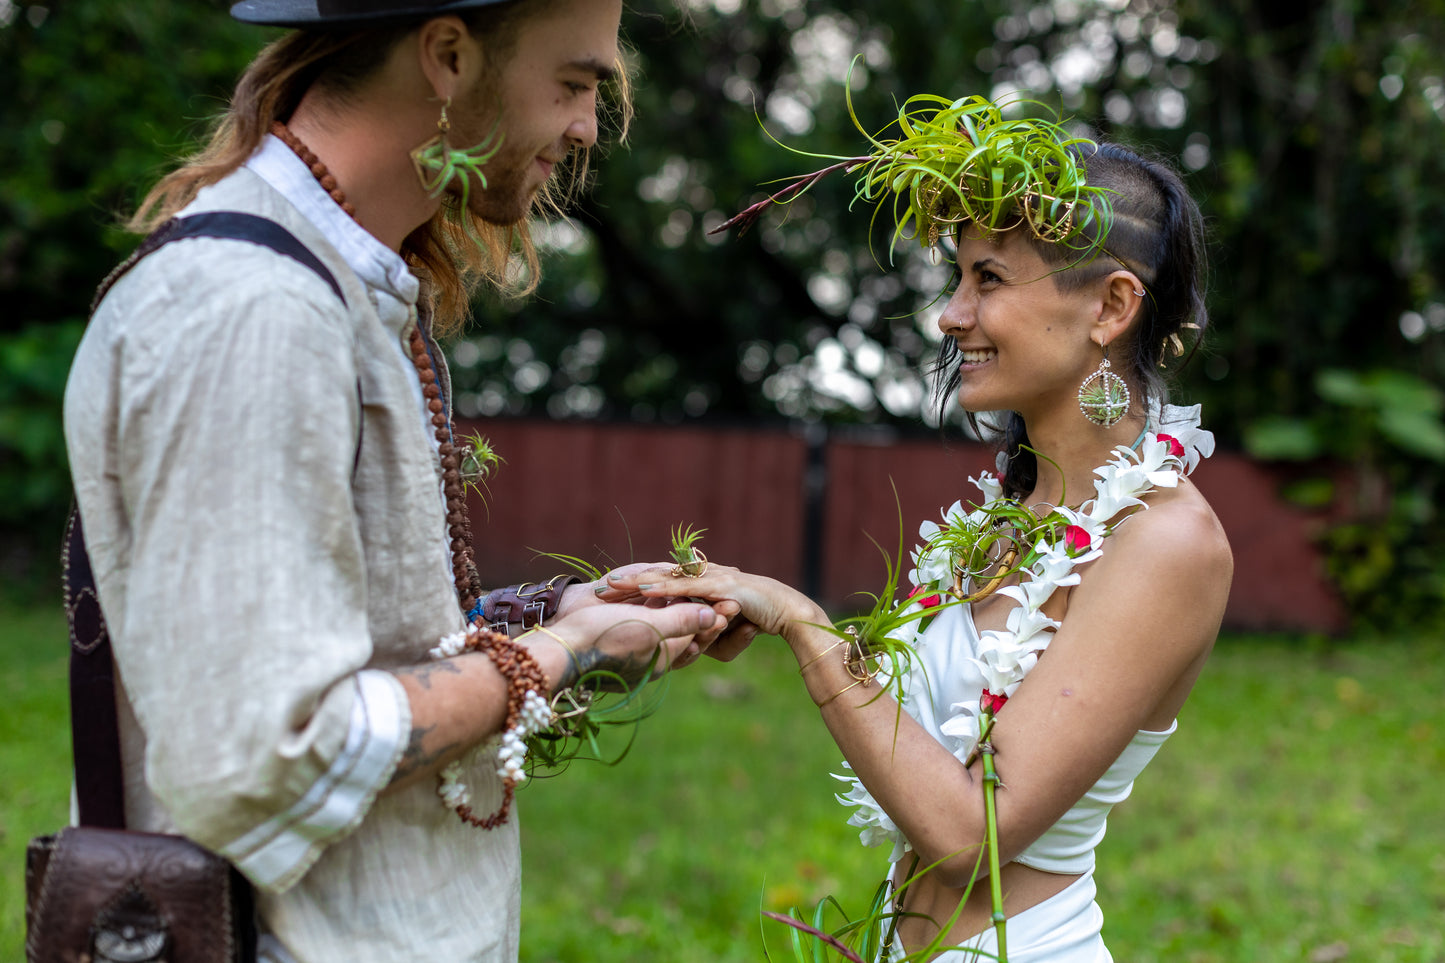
<box><xmin>1064</xmin><ymin>524</ymin><xmax>1091</xmax><ymax>555</ymax></box>
<box><xmin>1156</xmin><ymin>433</ymin><xmax>1185</xmax><ymax>458</ymax></box>
<box><xmin>980</xmin><ymin>690</ymin><xmax>1009</xmax><ymax>715</ymax></box>
<box><xmin>908</xmin><ymin>585</ymin><xmax>942</xmax><ymax>609</ymax></box>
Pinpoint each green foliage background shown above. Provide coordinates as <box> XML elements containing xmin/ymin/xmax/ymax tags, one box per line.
<box><xmin>4</xmin><ymin>603</ymin><xmax>1444</xmax><ymax>961</ymax></box>
<box><xmin>3</xmin><ymin>0</ymin><xmax>1443</xmax><ymax>621</ymax></box>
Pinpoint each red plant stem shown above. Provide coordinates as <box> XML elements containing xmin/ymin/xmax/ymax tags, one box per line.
<box><xmin>761</xmin><ymin>912</ymin><xmax>869</xmax><ymax>963</ymax></box>
<box><xmin>710</xmin><ymin>157</ymin><xmax>873</xmax><ymax>235</ymax></box>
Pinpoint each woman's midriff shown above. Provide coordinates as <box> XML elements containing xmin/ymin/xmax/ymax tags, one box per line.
<box><xmin>893</xmin><ymin>860</ymin><xmax>1081</xmax><ymax>955</ymax></box>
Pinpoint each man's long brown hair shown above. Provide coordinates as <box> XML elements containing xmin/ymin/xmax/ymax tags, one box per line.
<box><xmin>129</xmin><ymin>5</ymin><xmax>631</xmax><ymax>336</ymax></box>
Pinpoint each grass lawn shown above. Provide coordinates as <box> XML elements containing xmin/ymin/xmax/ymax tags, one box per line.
<box><xmin>3</xmin><ymin>599</ymin><xmax>1442</xmax><ymax>961</ymax></box>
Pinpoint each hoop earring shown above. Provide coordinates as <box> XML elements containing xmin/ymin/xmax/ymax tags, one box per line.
<box><xmin>409</xmin><ymin>97</ymin><xmax>503</xmax><ymax>209</ymax></box>
<box><xmin>1078</xmin><ymin>342</ymin><xmax>1131</xmax><ymax>428</ymax></box>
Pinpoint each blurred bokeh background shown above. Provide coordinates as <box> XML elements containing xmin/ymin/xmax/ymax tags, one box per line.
<box><xmin>4</xmin><ymin>0</ymin><xmax>1444</xmax><ymax>630</ymax></box>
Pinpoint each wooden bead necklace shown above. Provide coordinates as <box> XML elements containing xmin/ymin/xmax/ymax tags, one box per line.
<box><xmin>271</xmin><ymin>120</ymin><xmax>483</xmax><ymax>614</ymax></box>
<box><xmin>272</xmin><ymin>122</ymin><xmax>543</xmax><ymax>828</ymax></box>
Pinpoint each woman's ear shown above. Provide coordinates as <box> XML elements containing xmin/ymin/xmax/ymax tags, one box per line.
<box><xmin>1093</xmin><ymin>269</ymin><xmax>1146</xmax><ymax>348</ymax></box>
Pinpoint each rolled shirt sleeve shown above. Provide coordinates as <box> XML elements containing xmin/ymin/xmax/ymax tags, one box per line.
<box><xmin>71</xmin><ymin>240</ymin><xmax>412</xmax><ymax>892</ymax></box>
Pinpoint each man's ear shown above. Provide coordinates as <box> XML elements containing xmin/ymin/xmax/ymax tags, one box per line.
<box><xmin>415</xmin><ymin>16</ymin><xmax>480</xmax><ymax>102</ymax></box>
<box><xmin>1093</xmin><ymin>269</ymin><xmax>1146</xmax><ymax>348</ymax></box>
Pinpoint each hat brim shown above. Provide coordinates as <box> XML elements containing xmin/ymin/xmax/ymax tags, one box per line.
<box><xmin>230</xmin><ymin>0</ymin><xmax>518</xmax><ymax>29</ymax></box>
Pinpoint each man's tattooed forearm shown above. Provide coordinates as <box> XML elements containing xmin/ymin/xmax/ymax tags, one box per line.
<box><xmin>395</xmin><ymin>659</ymin><xmax>463</xmax><ymax>690</ymax></box>
<box><xmin>390</xmin><ymin>723</ymin><xmax>459</xmax><ymax>784</ymax></box>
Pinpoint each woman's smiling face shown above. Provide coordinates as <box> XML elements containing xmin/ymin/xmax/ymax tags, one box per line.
<box><xmin>937</xmin><ymin>227</ymin><xmax>1105</xmax><ymax>420</ymax></box>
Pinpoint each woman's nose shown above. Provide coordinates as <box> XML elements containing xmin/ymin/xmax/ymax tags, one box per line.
<box><xmin>936</xmin><ymin>285</ymin><xmax>974</xmax><ymax>337</ymax></box>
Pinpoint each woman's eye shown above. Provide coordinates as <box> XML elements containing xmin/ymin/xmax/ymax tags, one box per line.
<box><xmin>565</xmin><ymin>81</ymin><xmax>593</xmax><ymax>95</ymax></box>
<box><xmin>978</xmin><ymin>269</ymin><xmax>1002</xmax><ymax>285</ymax></box>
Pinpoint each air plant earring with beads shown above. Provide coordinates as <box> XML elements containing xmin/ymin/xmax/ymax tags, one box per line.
<box><xmin>410</xmin><ymin>97</ymin><xmax>503</xmax><ymax>208</ymax></box>
<box><xmin>1078</xmin><ymin>340</ymin><xmax>1131</xmax><ymax>428</ymax></box>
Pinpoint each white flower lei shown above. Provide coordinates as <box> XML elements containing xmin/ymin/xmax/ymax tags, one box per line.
<box><xmin>835</xmin><ymin>403</ymin><xmax>1214</xmax><ymax>857</ymax></box>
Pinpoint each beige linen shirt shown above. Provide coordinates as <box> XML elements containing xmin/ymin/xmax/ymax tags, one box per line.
<box><xmin>64</xmin><ymin>137</ymin><xmax>520</xmax><ymax>962</ymax></box>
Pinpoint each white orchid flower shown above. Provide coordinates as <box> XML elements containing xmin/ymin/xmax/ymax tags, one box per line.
<box><xmin>833</xmin><ymin>764</ymin><xmax>911</xmax><ymax>861</ymax></box>
<box><xmin>1152</xmin><ymin>402</ymin><xmax>1215</xmax><ymax>474</ymax></box>
<box><xmin>970</xmin><ymin>472</ymin><xmax>1004</xmax><ymax>503</ymax></box>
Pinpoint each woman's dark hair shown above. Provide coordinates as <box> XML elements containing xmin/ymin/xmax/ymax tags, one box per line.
<box><xmin>933</xmin><ymin>140</ymin><xmax>1208</xmax><ymax>499</ymax></box>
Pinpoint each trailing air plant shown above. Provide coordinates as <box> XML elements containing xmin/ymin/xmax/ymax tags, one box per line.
<box><xmin>518</xmin><ymin>546</ymin><xmax>672</xmax><ymax>777</ymax></box>
<box><xmin>522</xmin><ymin>642</ymin><xmax>669</xmax><ymax>779</ymax></box>
<box><xmin>713</xmin><ymin>59</ymin><xmax>1113</xmax><ymax>270</ymax></box>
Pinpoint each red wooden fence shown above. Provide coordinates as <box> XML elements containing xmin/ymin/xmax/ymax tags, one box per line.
<box><xmin>459</xmin><ymin>417</ymin><xmax>1347</xmax><ymax>633</ymax></box>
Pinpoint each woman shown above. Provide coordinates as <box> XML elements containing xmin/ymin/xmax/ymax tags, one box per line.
<box><xmin>607</xmin><ymin>104</ymin><xmax>1232</xmax><ymax>961</ymax></box>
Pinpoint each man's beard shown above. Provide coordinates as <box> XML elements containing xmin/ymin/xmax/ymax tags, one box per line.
<box><xmin>462</xmin><ymin>152</ymin><xmax>536</xmax><ymax>226</ymax></box>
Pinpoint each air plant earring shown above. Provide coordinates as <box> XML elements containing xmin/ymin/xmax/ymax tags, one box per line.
<box><xmin>409</xmin><ymin>96</ymin><xmax>503</xmax><ymax>209</ymax></box>
<box><xmin>1078</xmin><ymin>340</ymin><xmax>1131</xmax><ymax>428</ymax></box>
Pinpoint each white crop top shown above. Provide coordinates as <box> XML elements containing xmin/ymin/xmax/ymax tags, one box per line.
<box><xmin>892</xmin><ymin>602</ymin><xmax>1175</xmax><ymax>876</ymax></box>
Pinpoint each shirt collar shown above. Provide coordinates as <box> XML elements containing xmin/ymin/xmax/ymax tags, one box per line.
<box><xmin>246</xmin><ymin>134</ymin><xmax>420</xmax><ymax>310</ymax></box>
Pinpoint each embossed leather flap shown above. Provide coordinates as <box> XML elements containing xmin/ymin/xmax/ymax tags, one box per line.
<box><xmin>26</xmin><ymin>827</ymin><xmax>241</xmax><ymax>963</ymax></box>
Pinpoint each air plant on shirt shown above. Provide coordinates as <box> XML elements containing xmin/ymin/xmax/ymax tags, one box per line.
<box><xmin>762</xmin><ymin>850</ymin><xmax>982</xmax><ymax>963</ymax></box>
<box><xmin>456</xmin><ymin>431</ymin><xmax>504</xmax><ymax>502</ymax></box>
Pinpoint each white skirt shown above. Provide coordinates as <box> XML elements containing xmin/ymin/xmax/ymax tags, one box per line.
<box><xmin>886</xmin><ymin>873</ymin><xmax>1111</xmax><ymax>962</ymax></box>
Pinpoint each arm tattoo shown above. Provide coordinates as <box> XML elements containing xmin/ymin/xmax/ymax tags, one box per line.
<box><xmin>390</xmin><ymin>722</ymin><xmax>460</xmax><ymax>785</ymax></box>
<box><xmin>394</xmin><ymin>659</ymin><xmax>463</xmax><ymax>691</ymax></box>
<box><xmin>572</xmin><ymin>646</ymin><xmax>664</xmax><ymax>691</ymax></box>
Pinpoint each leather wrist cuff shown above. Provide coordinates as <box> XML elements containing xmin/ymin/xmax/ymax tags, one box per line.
<box><xmin>483</xmin><ymin>575</ymin><xmax>581</xmax><ymax>633</ymax></box>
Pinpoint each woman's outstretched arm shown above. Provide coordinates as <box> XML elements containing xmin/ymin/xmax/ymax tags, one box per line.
<box><xmin>604</xmin><ymin>491</ymin><xmax>1230</xmax><ymax>886</ymax></box>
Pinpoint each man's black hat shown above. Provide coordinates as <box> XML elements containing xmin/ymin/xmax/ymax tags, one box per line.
<box><xmin>231</xmin><ymin>0</ymin><xmax>520</xmax><ymax>29</ymax></box>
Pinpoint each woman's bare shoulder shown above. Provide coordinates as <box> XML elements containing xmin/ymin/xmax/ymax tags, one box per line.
<box><xmin>1109</xmin><ymin>477</ymin><xmax>1232</xmax><ymax>579</ymax></box>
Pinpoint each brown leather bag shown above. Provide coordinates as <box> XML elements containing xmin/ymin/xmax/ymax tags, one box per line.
<box><xmin>25</xmin><ymin>828</ymin><xmax>252</xmax><ymax>963</ymax></box>
<box><xmin>22</xmin><ymin>215</ymin><xmax>342</xmax><ymax>963</ymax></box>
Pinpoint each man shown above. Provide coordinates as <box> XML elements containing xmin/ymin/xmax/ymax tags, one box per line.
<box><xmin>63</xmin><ymin>1</ymin><xmax>733</xmax><ymax>960</ymax></box>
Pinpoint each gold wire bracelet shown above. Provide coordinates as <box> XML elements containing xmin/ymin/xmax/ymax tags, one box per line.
<box><xmin>797</xmin><ymin>637</ymin><xmax>849</xmax><ymax>675</ymax></box>
<box><xmin>519</xmin><ymin>624</ymin><xmax>581</xmax><ymax>683</ymax></box>
<box><xmin>816</xmin><ymin>677</ymin><xmax>869</xmax><ymax>709</ymax></box>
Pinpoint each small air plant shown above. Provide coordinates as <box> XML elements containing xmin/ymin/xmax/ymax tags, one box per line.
<box><xmin>712</xmin><ymin>59</ymin><xmax>1114</xmax><ymax>273</ymax></box>
<box><xmin>455</xmin><ymin>431</ymin><xmax>504</xmax><ymax>502</ymax></box>
<box><xmin>668</xmin><ymin>523</ymin><xmax>709</xmax><ymax>577</ymax></box>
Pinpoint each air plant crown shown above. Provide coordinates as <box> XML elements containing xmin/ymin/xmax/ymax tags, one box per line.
<box><xmin>716</xmin><ymin>72</ymin><xmax>1116</xmax><ymax>266</ymax></box>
